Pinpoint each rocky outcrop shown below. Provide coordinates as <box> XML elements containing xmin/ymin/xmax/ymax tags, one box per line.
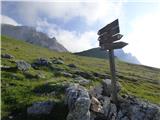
<box><xmin>65</xmin><ymin>84</ymin><xmax>91</xmax><ymax>120</ymax></box>
<box><xmin>65</xmin><ymin>83</ymin><xmax>160</xmax><ymax>120</ymax></box>
<box><xmin>1</xmin><ymin>24</ymin><xmax>68</xmax><ymax>52</ymax></box>
<box><xmin>116</xmin><ymin>96</ymin><xmax>160</xmax><ymax>120</ymax></box>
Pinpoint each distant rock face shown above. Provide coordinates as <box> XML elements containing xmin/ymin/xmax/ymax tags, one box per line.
<box><xmin>1</xmin><ymin>24</ymin><xmax>68</xmax><ymax>52</ymax></box>
<box><xmin>75</xmin><ymin>47</ymin><xmax>140</xmax><ymax>64</ymax></box>
<box><xmin>65</xmin><ymin>84</ymin><xmax>91</xmax><ymax>120</ymax></box>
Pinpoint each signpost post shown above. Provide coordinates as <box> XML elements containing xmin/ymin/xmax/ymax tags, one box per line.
<box><xmin>97</xmin><ymin>19</ymin><xmax>128</xmax><ymax>104</ymax></box>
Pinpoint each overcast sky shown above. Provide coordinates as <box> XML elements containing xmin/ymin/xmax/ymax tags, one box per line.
<box><xmin>1</xmin><ymin>0</ymin><xmax>160</xmax><ymax>68</ymax></box>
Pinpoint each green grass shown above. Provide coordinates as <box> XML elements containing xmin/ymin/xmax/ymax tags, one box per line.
<box><xmin>1</xmin><ymin>35</ymin><xmax>160</xmax><ymax>120</ymax></box>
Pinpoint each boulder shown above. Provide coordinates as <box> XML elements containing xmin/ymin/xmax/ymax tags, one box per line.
<box><xmin>65</xmin><ymin>84</ymin><xmax>91</xmax><ymax>120</ymax></box>
<box><xmin>102</xmin><ymin>79</ymin><xmax>121</xmax><ymax>97</ymax></box>
<box><xmin>27</xmin><ymin>101</ymin><xmax>54</xmax><ymax>115</ymax></box>
<box><xmin>1</xmin><ymin>53</ymin><xmax>14</xmax><ymax>59</ymax></box>
<box><xmin>74</xmin><ymin>76</ymin><xmax>91</xmax><ymax>85</ymax></box>
<box><xmin>16</xmin><ymin>60</ymin><xmax>31</xmax><ymax>71</ymax></box>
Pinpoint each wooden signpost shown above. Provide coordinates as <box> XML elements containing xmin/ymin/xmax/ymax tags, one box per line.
<box><xmin>97</xmin><ymin>19</ymin><xmax>128</xmax><ymax>104</ymax></box>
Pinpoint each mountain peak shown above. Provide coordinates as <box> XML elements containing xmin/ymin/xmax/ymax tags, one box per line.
<box><xmin>1</xmin><ymin>24</ymin><xmax>68</xmax><ymax>52</ymax></box>
<box><xmin>75</xmin><ymin>47</ymin><xmax>140</xmax><ymax>64</ymax></box>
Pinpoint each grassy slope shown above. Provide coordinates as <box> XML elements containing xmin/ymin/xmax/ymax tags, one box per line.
<box><xmin>1</xmin><ymin>35</ymin><xmax>160</xmax><ymax>119</ymax></box>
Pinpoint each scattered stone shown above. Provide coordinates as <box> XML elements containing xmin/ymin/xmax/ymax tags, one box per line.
<box><xmin>93</xmin><ymin>72</ymin><xmax>109</xmax><ymax>79</ymax></box>
<box><xmin>102</xmin><ymin>79</ymin><xmax>121</xmax><ymax>97</ymax></box>
<box><xmin>51</xmin><ymin>65</ymin><xmax>64</xmax><ymax>71</ymax></box>
<box><xmin>32</xmin><ymin>58</ymin><xmax>51</xmax><ymax>67</ymax></box>
<box><xmin>59</xmin><ymin>71</ymin><xmax>73</xmax><ymax>77</ymax></box>
<box><xmin>1</xmin><ymin>53</ymin><xmax>14</xmax><ymax>59</ymax></box>
<box><xmin>74</xmin><ymin>76</ymin><xmax>91</xmax><ymax>85</ymax></box>
<box><xmin>52</xmin><ymin>59</ymin><xmax>64</xmax><ymax>64</ymax></box>
<box><xmin>1</xmin><ymin>65</ymin><xmax>16</xmax><ymax>71</ymax></box>
<box><xmin>27</xmin><ymin>101</ymin><xmax>54</xmax><ymax>115</ymax></box>
<box><xmin>75</xmin><ymin>70</ymin><xmax>94</xmax><ymax>79</ymax></box>
<box><xmin>35</xmin><ymin>72</ymin><xmax>45</xmax><ymax>79</ymax></box>
<box><xmin>16</xmin><ymin>60</ymin><xmax>31</xmax><ymax>71</ymax></box>
<box><xmin>65</xmin><ymin>84</ymin><xmax>91</xmax><ymax>120</ymax></box>
<box><xmin>24</xmin><ymin>71</ymin><xmax>36</xmax><ymax>79</ymax></box>
<box><xmin>90</xmin><ymin>96</ymin><xmax>103</xmax><ymax>113</ymax></box>
<box><xmin>68</xmin><ymin>64</ymin><xmax>77</xmax><ymax>68</ymax></box>
<box><xmin>8</xmin><ymin>116</ymin><xmax>13</xmax><ymax>119</ymax></box>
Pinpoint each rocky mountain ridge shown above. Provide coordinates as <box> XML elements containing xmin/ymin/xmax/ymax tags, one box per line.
<box><xmin>75</xmin><ymin>48</ymin><xmax>140</xmax><ymax>64</ymax></box>
<box><xmin>1</xmin><ymin>24</ymin><xmax>68</xmax><ymax>52</ymax></box>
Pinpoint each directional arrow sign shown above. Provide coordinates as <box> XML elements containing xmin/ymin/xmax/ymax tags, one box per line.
<box><xmin>98</xmin><ymin>26</ymin><xmax>120</xmax><ymax>40</ymax></box>
<box><xmin>100</xmin><ymin>41</ymin><xmax>128</xmax><ymax>50</ymax></box>
<box><xmin>98</xmin><ymin>19</ymin><xmax>119</xmax><ymax>35</ymax></box>
<box><xmin>99</xmin><ymin>34</ymin><xmax>123</xmax><ymax>45</ymax></box>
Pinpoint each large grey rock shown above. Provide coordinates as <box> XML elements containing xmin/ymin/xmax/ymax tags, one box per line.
<box><xmin>1</xmin><ymin>53</ymin><xmax>14</xmax><ymax>59</ymax></box>
<box><xmin>103</xmin><ymin>97</ymin><xmax>117</xmax><ymax>120</ymax></box>
<box><xmin>102</xmin><ymin>79</ymin><xmax>121</xmax><ymax>97</ymax></box>
<box><xmin>65</xmin><ymin>84</ymin><xmax>91</xmax><ymax>120</ymax></box>
<box><xmin>16</xmin><ymin>60</ymin><xmax>31</xmax><ymax>71</ymax></box>
<box><xmin>117</xmin><ymin>97</ymin><xmax>160</xmax><ymax>120</ymax></box>
<box><xmin>27</xmin><ymin>101</ymin><xmax>54</xmax><ymax>115</ymax></box>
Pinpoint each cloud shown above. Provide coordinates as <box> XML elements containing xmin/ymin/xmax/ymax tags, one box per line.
<box><xmin>2</xmin><ymin>1</ymin><xmax>124</xmax><ymax>26</ymax></box>
<box><xmin>123</xmin><ymin>11</ymin><xmax>160</xmax><ymax>68</ymax></box>
<box><xmin>36</xmin><ymin>19</ymin><xmax>98</xmax><ymax>52</ymax></box>
<box><xmin>1</xmin><ymin>15</ymin><xmax>20</xmax><ymax>26</ymax></box>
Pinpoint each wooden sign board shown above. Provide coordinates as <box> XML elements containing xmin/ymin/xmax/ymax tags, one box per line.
<box><xmin>100</xmin><ymin>41</ymin><xmax>128</xmax><ymax>50</ymax></box>
<box><xmin>99</xmin><ymin>34</ymin><xmax>123</xmax><ymax>44</ymax></box>
<box><xmin>98</xmin><ymin>19</ymin><xmax>119</xmax><ymax>35</ymax></box>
